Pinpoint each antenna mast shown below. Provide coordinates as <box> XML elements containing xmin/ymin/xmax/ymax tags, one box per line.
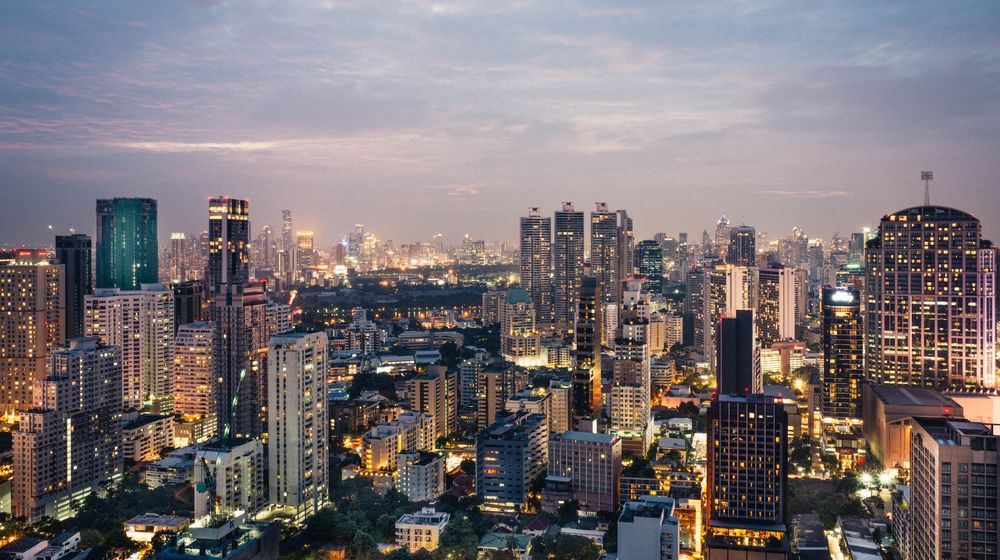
<box><xmin>921</xmin><ymin>170</ymin><xmax>933</xmax><ymax>206</ymax></box>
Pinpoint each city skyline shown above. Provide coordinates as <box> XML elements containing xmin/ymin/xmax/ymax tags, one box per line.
<box><xmin>2</xmin><ymin>2</ymin><xmax>1000</xmax><ymax>244</ymax></box>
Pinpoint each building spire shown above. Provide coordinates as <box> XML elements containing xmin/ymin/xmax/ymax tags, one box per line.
<box><xmin>921</xmin><ymin>170</ymin><xmax>933</xmax><ymax>206</ymax></box>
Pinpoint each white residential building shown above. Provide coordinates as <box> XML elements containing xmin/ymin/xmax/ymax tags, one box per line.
<box><xmin>268</xmin><ymin>331</ymin><xmax>329</xmax><ymax>523</ymax></box>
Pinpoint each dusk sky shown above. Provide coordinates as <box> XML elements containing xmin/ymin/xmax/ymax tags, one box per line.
<box><xmin>2</xmin><ymin>1</ymin><xmax>999</xmax><ymax>247</ymax></box>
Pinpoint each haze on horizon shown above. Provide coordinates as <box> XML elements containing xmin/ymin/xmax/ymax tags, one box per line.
<box><xmin>2</xmin><ymin>1</ymin><xmax>999</xmax><ymax>247</ymax></box>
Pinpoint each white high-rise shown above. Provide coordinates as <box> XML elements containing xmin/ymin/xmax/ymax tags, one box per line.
<box><xmin>268</xmin><ymin>331</ymin><xmax>329</xmax><ymax>522</ymax></box>
<box><xmin>85</xmin><ymin>284</ymin><xmax>174</xmax><ymax>412</ymax></box>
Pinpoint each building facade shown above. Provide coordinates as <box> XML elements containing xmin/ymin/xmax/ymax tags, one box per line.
<box><xmin>96</xmin><ymin>198</ymin><xmax>158</xmax><ymax>290</ymax></box>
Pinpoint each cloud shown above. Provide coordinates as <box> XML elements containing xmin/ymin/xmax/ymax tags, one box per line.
<box><xmin>758</xmin><ymin>189</ymin><xmax>850</xmax><ymax>199</ymax></box>
<box><xmin>112</xmin><ymin>141</ymin><xmax>280</xmax><ymax>153</ymax></box>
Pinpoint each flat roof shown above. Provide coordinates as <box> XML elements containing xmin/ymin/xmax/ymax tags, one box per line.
<box><xmin>557</xmin><ymin>431</ymin><xmax>616</xmax><ymax>444</ymax></box>
<box><xmin>872</xmin><ymin>385</ymin><xmax>959</xmax><ymax>408</ymax></box>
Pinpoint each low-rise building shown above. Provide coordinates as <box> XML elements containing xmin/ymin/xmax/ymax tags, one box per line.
<box><xmin>394</xmin><ymin>508</ymin><xmax>450</xmax><ymax>554</ymax></box>
<box><xmin>618</xmin><ymin>496</ymin><xmax>680</xmax><ymax>560</ymax></box>
<box><xmin>145</xmin><ymin>446</ymin><xmax>199</xmax><ymax>488</ymax></box>
<box><xmin>125</xmin><ymin>514</ymin><xmax>192</xmax><ymax>542</ymax></box>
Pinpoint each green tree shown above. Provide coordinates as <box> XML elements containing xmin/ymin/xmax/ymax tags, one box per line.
<box><xmin>556</xmin><ymin>499</ymin><xmax>580</xmax><ymax>525</ymax></box>
<box><xmin>530</xmin><ymin>534</ymin><xmax>601</xmax><ymax>560</ymax></box>
<box><xmin>435</xmin><ymin>516</ymin><xmax>479</xmax><ymax>560</ymax></box>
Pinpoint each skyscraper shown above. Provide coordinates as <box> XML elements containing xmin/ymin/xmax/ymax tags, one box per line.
<box><xmin>214</xmin><ymin>282</ymin><xmax>268</xmax><ymax>439</ymax></box>
<box><xmin>174</xmin><ymin>322</ymin><xmax>218</xmax><ymax>435</ymax></box>
<box><xmin>170</xmin><ymin>232</ymin><xmax>187</xmax><ymax>282</ymax></box>
<box><xmin>727</xmin><ymin>225</ymin><xmax>756</xmax><ymax>267</ymax></box>
<box><xmin>55</xmin><ymin>234</ymin><xmax>91</xmax><ymax>340</ymax></box>
<box><xmin>865</xmin><ymin>205</ymin><xmax>996</xmax><ymax>389</ymax></box>
<box><xmin>553</xmin><ymin>202</ymin><xmax>585</xmax><ymax>332</ymax></box>
<box><xmin>706</xmin><ymin>394</ymin><xmax>789</xmax><ymax>557</ymax></box>
<box><xmin>268</xmin><ymin>331</ymin><xmax>329</xmax><ymax>523</ymax></box>
<box><xmin>716</xmin><ymin>309</ymin><xmax>761</xmax><ymax>395</ymax></box>
<box><xmin>0</xmin><ymin>251</ymin><xmax>64</xmax><ymax>417</ymax></box>
<box><xmin>519</xmin><ymin>208</ymin><xmax>553</xmax><ymax>326</ymax></box>
<box><xmin>409</xmin><ymin>365</ymin><xmax>456</xmax><ymax>438</ymax></box>
<box><xmin>821</xmin><ymin>287</ymin><xmax>863</xmax><ymax>419</ymax></box>
<box><xmin>757</xmin><ymin>265</ymin><xmax>798</xmax><ymax>346</ymax></box>
<box><xmin>591</xmin><ymin>203</ymin><xmax>620</xmax><ymax>305</ymax></box>
<box><xmin>207</xmin><ymin>197</ymin><xmax>251</xmax><ymax>291</ymax></box>
<box><xmin>172</xmin><ymin>280</ymin><xmax>204</xmax><ymax>330</ymax></box>
<box><xmin>96</xmin><ymin>198</ymin><xmax>158</xmax><ymax>290</ymax></box>
<box><xmin>636</xmin><ymin>239</ymin><xmax>664</xmax><ymax>295</ymax></box>
<box><xmin>690</xmin><ymin>264</ymin><xmax>757</xmax><ymax>362</ymax></box>
<box><xmin>609</xmin><ymin>284</ymin><xmax>652</xmax><ymax>453</ymax></box>
<box><xmin>13</xmin><ymin>337</ymin><xmax>123</xmax><ymax>521</ymax></box>
<box><xmin>573</xmin><ymin>276</ymin><xmax>602</xmax><ymax>421</ymax></box>
<box><xmin>85</xmin><ymin>285</ymin><xmax>175</xmax><ymax>412</ymax></box>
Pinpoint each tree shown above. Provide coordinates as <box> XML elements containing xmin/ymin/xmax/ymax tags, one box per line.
<box><xmin>530</xmin><ymin>534</ymin><xmax>601</xmax><ymax>560</ymax></box>
<box><xmin>435</xmin><ymin>516</ymin><xmax>479</xmax><ymax>560</ymax></box>
<box><xmin>556</xmin><ymin>499</ymin><xmax>580</xmax><ymax>525</ymax></box>
<box><xmin>789</xmin><ymin>437</ymin><xmax>812</xmax><ymax>472</ymax></box>
<box><xmin>482</xmin><ymin>549</ymin><xmax>519</xmax><ymax>560</ymax></box>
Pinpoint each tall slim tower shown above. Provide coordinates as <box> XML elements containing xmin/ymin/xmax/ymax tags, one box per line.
<box><xmin>207</xmin><ymin>197</ymin><xmax>251</xmax><ymax>291</ymax></box>
<box><xmin>716</xmin><ymin>310</ymin><xmax>761</xmax><ymax>395</ymax></box>
<box><xmin>821</xmin><ymin>286</ymin><xmax>863</xmax><ymax>419</ymax></box>
<box><xmin>553</xmin><ymin>202</ymin><xmax>585</xmax><ymax>333</ymax></box>
<box><xmin>96</xmin><ymin>198</ymin><xmax>158</xmax><ymax>290</ymax></box>
<box><xmin>55</xmin><ymin>234</ymin><xmax>92</xmax><ymax>339</ymax></box>
<box><xmin>169</xmin><ymin>232</ymin><xmax>187</xmax><ymax>282</ymax></box>
<box><xmin>591</xmin><ymin>203</ymin><xmax>619</xmax><ymax>305</ymax></box>
<box><xmin>757</xmin><ymin>265</ymin><xmax>798</xmax><ymax>345</ymax></box>
<box><xmin>268</xmin><ymin>331</ymin><xmax>329</xmax><ymax>523</ymax></box>
<box><xmin>573</xmin><ymin>276</ymin><xmax>602</xmax><ymax>421</ymax></box>
<box><xmin>519</xmin><ymin>208</ymin><xmax>552</xmax><ymax>327</ymax></box>
<box><xmin>609</xmin><ymin>284</ymin><xmax>652</xmax><ymax>453</ymax></box>
<box><xmin>174</xmin><ymin>322</ymin><xmax>218</xmax><ymax>437</ymax></box>
<box><xmin>865</xmin><ymin>205</ymin><xmax>996</xmax><ymax>389</ymax></box>
<box><xmin>0</xmin><ymin>251</ymin><xmax>64</xmax><ymax>417</ymax></box>
<box><xmin>214</xmin><ymin>282</ymin><xmax>268</xmax><ymax>439</ymax></box>
<box><xmin>635</xmin><ymin>240</ymin><xmax>664</xmax><ymax>295</ymax></box>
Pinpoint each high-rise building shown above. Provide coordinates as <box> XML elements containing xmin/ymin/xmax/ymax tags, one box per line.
<box><xmin>85</xmin><ymin>285</ymin><xmax>174</xmax><ymax>412</ymax></box>
<box><xmin>591</xmin><ymin>203</ymin><xmax>621</xmax><ymax>305</ymax></box>
<box><xmin>909</xmin><ymin>418</ymin><xmax>999</xmax><ymax>560</ymax></box>
<box><xmin>476</xmin><ymin>412</ymin><xmax>548</xmax><ymax>513</ymax></box>
<box><xmin>548</xmin><ymin>431</ymin><xmax>622</xmax><ymax>514</ymax></box>
<box><xmin>690</xmin><ymin>264</ymin><xmax>757</xmax><ymax>362</ymax></box>
<box><xmin>706</xmin><ymin>394</ymin><xmax>789</xmax><ymax>557</ymax></box>
<box><xmin>714</xmin><ymin>215</ymin><xmax>731</xmax><ymax>258</ymax></box>
<box><xmin>481</xmin><ymin>289</ymin><xmax>506</xmax><ymax>326</ymax></box>
<box><xmin>865</xmin><ymin>205</ymin><xmax>996</xmax><ymax>389</ymax></box>
<box><xmin>268</xmin><ymin>331</ymin><xmax>329</xmax><ymax>522</ymax></box>
<box><xmin>207</xmin><ymin>197</ymin><xmax>251</xmax><ymax>291</ymax></box>
<box><xmin>174</xmin><ymin>322</ymin><xmax>218</xmax><ymax>434</ymax></box>
<box><xmin>757</xmin><ymin>265</ymin><xmax>798</xmax><ymax>346</ymax></box>
<box><xmin>821</xmin><ymin>287</ymin><xmax>863</xmax><ymax>419</ymax></box>
<box><xmin>610</xmin><ymin>290</ymin><xmax>653</xmax><ymax>453</ymax></box>
<box><xmin>478</xmin><ymin>364</ymin><xmax>515</xmax><ymax>430</ymax></box>
<box><xmin>396</xmin><ymin>451</ymin><xmax>445</xmax><ymax>503</ymax></box>
<box><xmin>553</xmin><ymin>202</ymin><xmax>585</xmax><ymax>332</ymax></box>
<box><xmin>193</xmin><ymin>439</ymin><xmax>266</xmax><ymax>518</ymax></box>
<box><xmin>727</xmin><ymin>225</ymin><xmax>756</xmax><ymax>267</ymax></box>
<box><xmin>13</xmin><ymin>337</ymin><xmax>122</xmax><ymax>521</ymax></box>
<box><xmin>548</xmin><ymin>378</ymin><xmax>573</xmax><ymax>435</ymax></box>
<box><xmin>408</xmin><ymin>365</ymin><xmax>456</xmax><ymax>438</ymax></box>
<box><xmin>295</xmin><ymin>231</ymin><xmax>316</xmax><ymax>272</ymax></box>
<box><xmin>573</xmin><ymin>276</ymin><xmax>602</xmax><ymax>420</ymax></box>
<box><xmin>500</xmin><ymin>288</ymin><xmax>545</xmax><ymax>367</ymax></box>
<box><xmin>96</xmin><ymin>198</ymin><xmax>158</xmax><ymax>290</ymax></box>
<box><xmin>214</xmin><ymin>282</ymin><xmax>268</xmax><ymax>439</ymax></box>
<box><xmin>55</xmin><ymin>234</ymin><xmax>91</xmax><ymax>339</ymax></box>
<box><xmin>519</xmin><ymin>208</ymin><xmax>552</xmax><ymax>326</ymax></box>
<box><xmin>636</xmin><ymin>240</ymin><xmax>664</xmax><ymax>295</ymax></box>
<box><xmin>0</xmin><ymin>251</ymin><xmax>64</xmax><ymax>417</ymax></box>
<box><xmin>170</xmin><ymin>232</ymin><xmax>187</xmax><ymax>282</ymax></box>
<box><xmin>172</xmin><ymin>280</ymin><xmax>204</xmax><ymax>330</ymax></box>
<box><xmin>716</xmin><ymin>310</ymin><xmax>761</xmax><ymax>395</ymax></box>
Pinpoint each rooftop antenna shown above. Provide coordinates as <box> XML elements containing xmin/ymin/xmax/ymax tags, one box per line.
<box><xmin>921</xmin><ymin>170</ymin><xmax>933</xmax><ymax>206</ymax></box>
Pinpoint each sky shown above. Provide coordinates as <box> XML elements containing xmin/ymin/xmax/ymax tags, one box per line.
<box><xmin>2</xmin><ymin>1</ymin><xmax>1000</xmax><ymax>248</ymax></box>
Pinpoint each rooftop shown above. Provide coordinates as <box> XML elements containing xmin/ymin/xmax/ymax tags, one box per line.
<box><xmin>555</xmin><ymin>431</ymin><xmax>616</xmax><ymax>444</ymax></box>
<box><xmin>872</xmin><ymin>385</ymin><xmax>960</xmax><ymax>409</ymax></box>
